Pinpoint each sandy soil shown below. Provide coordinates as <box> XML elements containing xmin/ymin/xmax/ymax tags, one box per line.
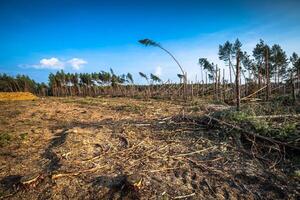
<box><xmin>0</xmin><ymin>97</ymin><xmax>299</xmax><ymax>199</ymax></box>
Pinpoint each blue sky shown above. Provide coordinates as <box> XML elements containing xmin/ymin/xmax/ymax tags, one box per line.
<box><xmin>1</xmin><ymin>0</ymin><xmax>300</xmax><ymax>84</ymax></box>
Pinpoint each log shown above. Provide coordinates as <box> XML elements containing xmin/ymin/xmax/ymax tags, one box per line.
<box><xmin>241</xmin><ymin>85</ymin><xmax>267</xmax><ymax>100</ymax></box>
<box><xmin>246</xmin><ymin>114</ymin><xmax>300</xmax><ymax>119</ymax></box>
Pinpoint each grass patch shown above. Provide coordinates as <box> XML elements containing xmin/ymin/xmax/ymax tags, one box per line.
<box><xmin>62</xmin><ymin>97</ymin><xmax>106</xmax><ymax>106</ymax></box>
<box><xmin>0</xmin><ymin>133</ymin><xmax>11</xmax><ymax>147</ymax></box>
<box><xmin>113</xmin><ymin>104</ymin><xmax>143</xmax><ymax>114</ymax></box>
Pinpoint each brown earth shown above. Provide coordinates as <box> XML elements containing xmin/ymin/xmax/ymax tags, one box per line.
<box><xmin>0</xmin><ymin>97</ymin><xmax>299</xmax><ymax>199</ymax></box>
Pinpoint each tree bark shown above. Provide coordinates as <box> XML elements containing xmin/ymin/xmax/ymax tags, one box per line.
<box><xmin>236</xmin><ymin>53</ymin><xmax>241</xmax><ymax>111</ymax></box>
<box><xmin>265</xmin><ymin>47</ymin><xmax>270</xmax><ymax>101</ymax></box>
<box><xmin>223</xmin><ymin>68</ymin><xmax>226</xmax><ymax>101</ymax></box>
<box><xmin>214</xmin><ymin>66</ymin><xmax>218</xmax><ymax>100</ymax></box>
<box><xmin>291</xmin><ymin>73</ymin><xmax>296</xmax><ymax>102</ymax></box>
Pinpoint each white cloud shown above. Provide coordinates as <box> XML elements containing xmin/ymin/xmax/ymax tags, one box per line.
<box><xmin>154</xmin><ymin>66</ymin><xmax>162</xmax><ymax>76</ymax></box>
<box><xmin>23</xmin><ymin>57</ymin><xmax>87</xmax><ymax>70</ymax></box>
<box><xmin>35</xmin><ymin>57</ymin><xmax>64</xmax><ymax>69</ymax></box>
<box><xmin>67</xmin><ymin>58</ymin><xmax>87</xmax><ymax>70</ymax></box>
<box><xmin>40</xmin><ymin>57</ymin><xmax>62</xmax><ymax>67</ymax></box>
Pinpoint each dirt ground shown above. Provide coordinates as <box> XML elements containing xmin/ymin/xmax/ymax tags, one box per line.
<box><xmin>0</xmin><ymin>97</ymin><xmax>299</xmax><ymax>199</ymax></box>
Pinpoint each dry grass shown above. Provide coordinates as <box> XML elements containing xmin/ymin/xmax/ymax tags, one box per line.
<box><xmin>0</xmin><ymin>92</ymin><xmax>37</xmax><ymax>101</ymax></box>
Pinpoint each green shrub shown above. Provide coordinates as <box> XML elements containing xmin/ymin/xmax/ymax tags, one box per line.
<box><xmin>282</xmin><ymin>123</ymin><xmax>297</xmax><ymax>135</ymax></box>
<box><xmin>213</xmin><ymin>109</ymin><xmax>253</xmax><ymax>123</ymax></box>
<box><xmin>272</xmin><ymin>95</ymin><xmax>295</xmax><ymax>106</ymax></box>
<box><xmin>251</xmin><ymin>119</ymin><xmax>270</xmax><ymax>135</ymax></box>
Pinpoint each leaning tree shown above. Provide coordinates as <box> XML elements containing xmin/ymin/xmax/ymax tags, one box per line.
<box><xmin>139</xmin><ymin>72</ymin><xmax>149</xmax><ymax>84</ymax></box>
<box><xmin>198</xmin><ymin>58</ymin><xmax>216</xmax><ymax>97</ymax></box>
<box><xmin>138</xmin><ymin>39</ymin><xmax>185</xmax><ymax>78</ymax></box>
<box><xmin>138</xmin><ymin>38</ymin><xmax>189</xmax><ymax>99</ymax></box>
<box><xmin>150</xmin><ymin>73</ymin><xmax>162</xmax><ymax>84</ymax></box>
<box><xmin>198</xmin><ymin>58</ymin><xmax>215</xmax><ymax>81</ymax></box>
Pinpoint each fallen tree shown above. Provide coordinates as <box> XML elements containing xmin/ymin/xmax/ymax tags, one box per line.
<box><xmin>203</xmin><ymin>114</ymin><xmax>300</xmax><ymax>151</ymax></box>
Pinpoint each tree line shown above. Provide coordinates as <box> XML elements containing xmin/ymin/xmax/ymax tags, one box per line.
<box><xmin>0</xmin><ymin>69</ymin><xmax>162</xmax><ymax>97</ymax></box>
<box><xmin>198</xmin><ymin>39</ymin><xmax>299</xmax><ymax>108</ymax></box>
<box><xmin>199</xmin><ymin>39</ymin><xmax>299</xmax><ymax>85</ymax></box>
<box><xmin>0</xmin><ymin>74</ymin><xmax>47</xmax><ymax>95</ymax></box>
<box><xmin>1</xmin><ymin>39</ymin><xmax>299</xmax><ymax>103</ymax></box>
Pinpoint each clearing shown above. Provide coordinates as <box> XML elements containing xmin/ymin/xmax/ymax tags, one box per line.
<box><xmin>0</xmin><ymin>97</ymin><xmax>299</xmax><ymax>199</ymax></box>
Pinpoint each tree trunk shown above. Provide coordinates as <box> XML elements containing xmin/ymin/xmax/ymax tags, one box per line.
<box><xmin>277</xmin><ymin>66</ymin><xmax>280</xmax><ymax>85</ymax></box>
<box><xmin>229</xmin><ymin>65</ymin><xmax>232</xmax><ymax>84</ymax></box>
<box><xmin>214</xmin><ymin>66</ymin><xmax>218</xmax><ymax>100</ymax></box>
<box><xmin>291</xmin><ymin>73</ymin><xmax>296</xmax><ymax>102</ymax></box>
<box><xmin>265</xmin><ymin>48</ymin><xmax>270</xmax><ymax>101</ymax></box>
<box><xmin>223</xmin><ymin>68</ymin><xmax>226</xmax><ymax>101</ymax></box>
<box><xmin>236</xmin><ymin>53</ymin><xmax>241</xmax><ymax>111</ymax></box>
<box><xmin>295</xmin><ymin>69</ymin><xmax>298</xmax><ymax>89</ymax></box>
<box><xmin>191</xmin><ymin>81</ymin><xmax>194</xmax><ymax>101</ymax></box>
<box><xmin>258</xmin><ymin>65</ymin><xmax>261</xmax><ymax>89</ymax></box>
<box><xmin>184</xmin><ymin>72</ymin><xmax>187</xmax><ymax>101</ymax></box>
<box><xmin>205</xmin><ymin>72</ymin><xmax>208</xmax><ymax>95</ymax></box>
